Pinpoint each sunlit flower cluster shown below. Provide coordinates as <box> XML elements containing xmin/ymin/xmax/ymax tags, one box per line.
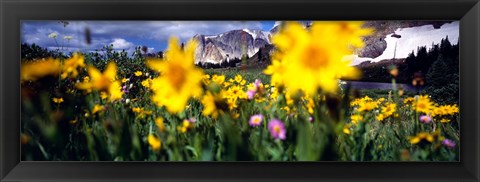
<box><xmin>408</xmin><ymin>131</ymin><xmax>445</xmax><ymax>146</ymax></box>
<box><xmin>376</xmin><ymin>103</ymin><xmax>397</xmax><ymax>121</ymax></box>
<box><xmin>403</xmin><ymin>96</ymin><xmax>459</xmax><ymax>123</ymax></box>
<box><xmin>132</xmin><ymin>107</ymin><xmax>153</xmax><ymax>119</ymax></box>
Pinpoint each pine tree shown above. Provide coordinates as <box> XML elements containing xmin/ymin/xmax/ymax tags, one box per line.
<box><xmin>405</xmin><ymin>50</ymin><xmax>416</xmax><ymax>77</ymax></box>
<box><xmin>426</xmin><ymin>55</ymin><xmax>449</xmax><ymax>88</ymax></box>
<box><xmin>416</xmin><ymin>46</ymin><xmax>428</xmax><ymax>73</ymax></box>
<box><xmin>440</xmin><ymin>36</ymin><xmax>452</xmax><ymax>57</ymax></box>
<box><xmin>424</xmin><ymin>54</ymin><xmax>459</xmax><ymax>104</ymax></box>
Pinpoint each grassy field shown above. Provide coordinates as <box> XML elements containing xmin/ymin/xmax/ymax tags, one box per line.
<box><xmin>21</xmin><ymin>59</ymin><xmax>459</xmax><ymax>161</ymax></box>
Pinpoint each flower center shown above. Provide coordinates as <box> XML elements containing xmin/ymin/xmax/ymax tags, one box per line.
<box><xmin>417</xmin><ymin>102</ymin><xmax>426</xmax><ymax>109</ymax></box>
<box><xmin>167</xmin><ymin>64</ymin><xmax>186</xmax><ymax>91</ymax></box>
<box><xmin>95</xmin><ymin>76</ymin><xmax>111</xmax><ymax>90</ymax></box>
<box><xmin>274</xmin><ymin>125</ymin><xmax>281</xmax><ymax>134</ymax></box>
<box><xmin>302</xmin><ymin>45</ymin><xmax>329</xmax><ymax>69</ymax></box>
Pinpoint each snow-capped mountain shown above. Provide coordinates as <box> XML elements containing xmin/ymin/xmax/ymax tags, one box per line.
<box><xmin>269</xmin><ymin>21</ymin><xmax>311</xmax><ymax>34</ymax></box>
<box><xmin>269</xmin><ymin>21</ymin><xmax>283</xmax><ymax>34</ymax></box>
<box><xmin>192</xmin><ymin>29</ymin><xmax>272</xmax><ymax>64</ymax></box>
<box><xmin>190</xmin><ymin>21</ymin><xmax>458</xmax><ymax>65</ymax></box>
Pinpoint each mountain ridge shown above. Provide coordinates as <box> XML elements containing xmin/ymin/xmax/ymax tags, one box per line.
<box><xmin>189</xmin><ymin>21</ymin><xmax>454</xmax><ymax>65</ymax></box>
<box><xmin>192</xmin><ymin>28</ymin><xmax>272</xmax><ymax>64</ymax></box>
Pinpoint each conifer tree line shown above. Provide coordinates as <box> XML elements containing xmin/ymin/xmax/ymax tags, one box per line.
<box><xmin>355</xmin><ymin>36</ymin><xmax>458</xmax><ymax>104</ymax></box>
<box><xmin>412</xmin><ymin>36</ymin><xmax>459</xmax><ymax>104</ymax></box>
<box><xmin>404</xmin><ymin>36</ymin><xmax>459</xmax><ymax>82</ymax></box>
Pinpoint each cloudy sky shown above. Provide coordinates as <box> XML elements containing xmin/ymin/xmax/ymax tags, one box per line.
<box><xmin>21</xmin><ymin>21</ymin><xmax>277</xmax><ymax>54</ymax></box>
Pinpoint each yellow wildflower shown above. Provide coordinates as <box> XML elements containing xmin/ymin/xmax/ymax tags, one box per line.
<box><xmin>234</xmin><ymin>75</ymin><xmax>243</xmax><ymax>83</ymax></box>
<box><xmin>389</xmin><ymin>67</ymin><xmax>399</xmax><ymax>77</ymax></box>
<box><xmin>269</xmin><ymin>87</ymin><xmax>279</xmax><ymax>100</ymax></box>
<box><xmin>439</xmin><ymin>118</ymin><xmax>451</xmax><ymax>123</ymax></box>
<box><xmin>134</xmin><ymin>71</ymin><xmax>143</xmax><ymax>76</ymax></box>
<box><xmin>108</xmin><ymin>81</ymin><xmax>123</xmax><ymax>101</ymax></box>
<box><xmin>132</xmin><ymin>107</ymin><xmax>142</xmax><ymax>113</ymax></box>
<box><xmin>202</xmin><ymin>75</ymin><xmax>211</xmax><ymax>85</ymax></box>
<box><xmin>413</xmin><ymin>95</ymin><xmax>434</xmax><ymax>114</ymax></box>
<box><xmin>306</xmin><ymin>98</ymin><xmax>315</xmax><ymax>114</ymax></box>
<box><xmin>226</xmin><ymin>98</ymin><xmax>238</xmax><ymax>110</ymax></box>
<box><xmin>141</xmin><ymin>79</ymin><xmax>152</xmax><ymax>88</ymax></box>
<box><xmin>350</xmin><ymin>114</ymin><xmax>363</xmax><ymax>125</ymax></box>
<box><xmin>21</xmin><ymin>58</ymin><xmax>61</xmax><ymax>81</ymax></box>
<box><xmin>69</xmin><ymin>119</ymin><xmax>78</xmax><ymax>124</ymax></box>
<box><xmin>92</xmin><ymin>105</ymin><xmax>104</xmax><ymax>114</ymax></box>
<box><xmin>377</xmin><ymin>98</ymin><xmax>386</xmax><ymax>104</ymax></box>
<box><xmin>409</xmin><ymin>132</ymin><xmax>434</xmax><ymax>145</ymax></box>
<box><xmin>155</xmin><ymin>118</ymin><xmax>165</xmax><ymax>132</ymax></box>
<box><xmin>380</xmin><ymin>103</ymin><xmax>396</xmax><ymax>119</ymax></box>
<box><xmin>264</xmin><ymin>21</ymin><xmax>373</xmax><ymax>95</ymax></box>
<box><xmin>52</xmin><ymin>97</ymin><xmax>64</xmax><ymax>104</ymax></box>
<box><xmin>357</xmin><ymin>100</ymin><xmax>378</xmax><ymax>112</ymax></box>
<box><xmin>132</xmin><ymin>107</ymin><xmax>152</xmax><ymax>118</ymax></box>
<box><xmin>376</xmin><ymin>114</ymin><xmax>385</xmax><ymax>121</ymax></box>
<box><xmin>100</xmin><ymin>92</ymin><xmax>108</xmax><ymax>100</ymax></box>
<box><xmin>201</xmin><ymin>92</ymin><xmax>222</xmax><ymax>118</ymax></box>
<box><xmin>284</xmin><ymin>90</ymin><xmax>294</xmax><ymax>106</ymax></box>
<box><xmin>231</xmin><ymin>112</ymin><xmax>240</xmax><ymax>119</ymax></box>
<box><xmin>432</xmin><ymin>104</ymin><xmax>459</xmax><ymax>116</ymax></box>
<box><xmin>147</xmin><ymin>37</ymin><xmax>203</xmax><ymax>114</ymax></box>
<box><xmin>343</xmin><ymin>124</ymin><xmax>351</xmax><ymax>135</ymax></box>
<box><xmin>225</xmin><ymin>85</ymin><xmax>247</xmax><ymax>101</ymax></box>
<box><xmin>177</xmin><ymin>119</ymin><xmax>194</xmax><ymax>133</ymax></box>
<box><xmin>223</xmin><ymin>81</ymin><xmax>232</xmax><ymax>88</ymax></box>
<box><xmin>404</xmin><ymin>97</ymin><xmax>415</xmax><ymax>105</ymax></box>
<box><xmin>240</xmin><ymin>80</ymin><xmax>246</xmax><ymax>86</ymax></box>
<box><xmin>211</xmin><ymin>74</ymin><xmax>225</xmax><ymax>86</ymax></box>
<box><xmin>76</xmin><ymin>62</ymin><xmax>123</xmax><ymax>102</ymax></box>
<box><xmin>147</xmin><ymin>134</ymin><xmax>161</xmax><ymax>151</ymax></box>
<box><xmin>61</xmin><ymin>53</ymin><xmax>85</xmax><ymax>79</ymax></box>
<box><xmin>263</xmin><ymin>59</ymin><xmax>285</xmax><ymax>86</ymax></box>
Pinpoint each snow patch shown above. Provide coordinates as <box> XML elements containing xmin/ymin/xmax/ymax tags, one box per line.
<box><xmin>352</xmin><ymin>21</ymin><xmax>459</xmax><ymax>65</ymax></box>
<box><xmin>205</xmin><ymin>35</ymin><xmax>219</xmax><ymax>39</ymax></box>
<box><xmin>204</xmin><ymin>59</ymin><xmax>220</xmax><ymax>64</ymax></box>
<box><xmin>273</xmin><ymin>21</ymin><xmax>282</xmax><ymax>28</ymax></box>
<box><xmin>242</xmin><ymin>29</ymin><xmax>271</xmax><ymax>43</ymax></box>
<box><xmin>242</xmin><ymin>29</ymin><xmax>257</xmax><ymax>39</ymax></box>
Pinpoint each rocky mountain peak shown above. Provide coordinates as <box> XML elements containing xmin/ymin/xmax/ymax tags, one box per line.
<box><xmin>193</xmin><ymin>29</ymin><xmax>271</xmax><ymax>64</ymax></box>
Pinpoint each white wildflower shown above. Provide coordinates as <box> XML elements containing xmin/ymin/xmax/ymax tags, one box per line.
<box><xmin>48</xmin><ymin>32</ymin><xmax>58</xmax><ymax>39</ymax></box>
<box><xmin>64</xmin><ymin>35</ymin><xmax>73</xmax><ymax>41</ymax></box>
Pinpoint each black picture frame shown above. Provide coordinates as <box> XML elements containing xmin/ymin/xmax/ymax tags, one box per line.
<box><xmin>1</xmin><ymin>0</ymin><xmax>479</xmax><ymax>181</ymax></box>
